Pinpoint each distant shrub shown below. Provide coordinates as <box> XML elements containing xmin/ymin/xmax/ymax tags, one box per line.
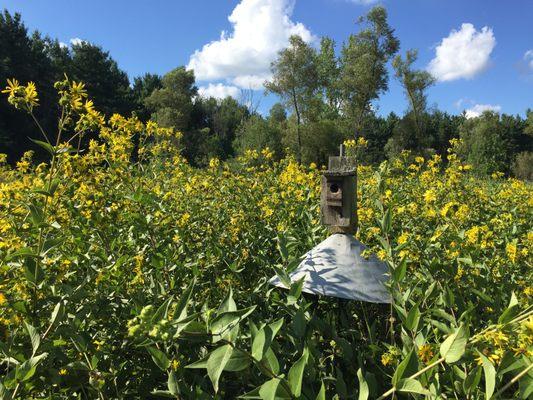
<box><xmin>512</xmin><ymin>151</ymin><xmax>533</xmax><ymax>180</ymax></box>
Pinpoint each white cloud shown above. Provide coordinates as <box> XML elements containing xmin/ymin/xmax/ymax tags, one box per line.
<box><xmin>198</xmin><ymin>83</ymin><xmax>241</xmax><ymax>100</ymax></box>
<box><xmin>70</xmin><ymin>37</ymin><xmax>86</xmax><ymax>46</ymax></box>
<box><xmin>524</xmin><ymin>50</ymin><xmax>533</xmax><ymax>70</ymax></box>
<box><xmin>464</xmin><ymin>103</ymin><xmax>501</xmax><ymax>119</ymax></box>
<box><xmin>187</xmin><ymin>0</ymin><xmax>315</xmax><ymax>90</ymax></box>
<box><xmin>232</xmin><ymin>74</ymin><xmax>271</xmax><ymax>90</ymax></box>
<box><xmin>59</xmin><ymin>42</ymin><xmax>68</xmax><ymax>49</ymax></box>
<box><xmin>428</xmin><ymin>23</ymin><xmax>496</xmax><ymax>82</ymax></box>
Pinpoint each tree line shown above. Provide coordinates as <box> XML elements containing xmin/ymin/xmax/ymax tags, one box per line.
<box><xmin>1</xmin><ymin>8</ymin><xmax>532</xmax><ymax>178</ymax></box>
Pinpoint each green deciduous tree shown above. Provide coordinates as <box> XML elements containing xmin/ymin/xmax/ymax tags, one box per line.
<box><xmin>458</xmin><ymin>112</ymin><xmax>516</xmax><ymax>175</ymax></box>
<box><xmin>339</xmin><ymin>6</ymin><xmax>399</xmax><ymax>139</ymax></box>
<box><xmin>234</xmin><ymin>114</ymin><xmax>283</xmax><ymax>160</ymax></box>
<box><xmin>265</xmin><ymin>35</ymin><xmax>319</xmax><ymax>162</ymax></box>
<box><xmin>392</xmin><ymin>49</ymin><xmax>435</xmax><ymax>145</ymax></box>
<box><xmin>145</xmin><ymin>67</ymin><xmax>197</xmax><ymax>132</ymax></box>
<box><xmin>316</xmin><ymin>37</ymin><xmax>341</xmax><ymax>116</ymax></box>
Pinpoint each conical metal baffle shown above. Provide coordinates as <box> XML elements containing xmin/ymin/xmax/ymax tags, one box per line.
<box><xmin>269</xmin><ymin>234</ymin><xmax>391</xmax><ymax>303</ymax></box>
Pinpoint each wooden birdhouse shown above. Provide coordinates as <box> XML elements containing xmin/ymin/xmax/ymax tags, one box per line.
<box><xmin>269</xmin><ymin>145</ymin><xmax>390</xmax><ymax>304</ymax></box>
<box><xmin>320</xmin><ymin>147</ymin><xmax>357</xmax><ymax>234</ymax></box>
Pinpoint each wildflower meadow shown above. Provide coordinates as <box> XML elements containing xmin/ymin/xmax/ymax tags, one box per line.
<box><xmin>0</xmin><ymin>79</ymin><xmax>532</xmax><ymax>399</ymax></box>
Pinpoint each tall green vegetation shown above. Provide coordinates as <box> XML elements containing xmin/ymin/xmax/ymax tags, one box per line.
<box><xmin>387</xmin><ymin>49</ymin><xmax>435</xmax><ymax>158</ymax></box>
<box><xmin>458</xmin><ymin>111</ymin><xmax>531</xmax><ymax>176</ymax></box>
<box><xmin>1</xmin><ymin>7</ymin><xmax>532</xmax><ymax>177</ymax></box>
<box><xmin>0</xmin><ymin>11</ymin><xmax>58</xmax><ymax>162</ymax></box>
<box><xmin>265</xmin><ymin>35</ymin><xmax>320</xmax><ymax>162</ymax></box>
<box><xmin>144</xmin><ymin>67</ymin><xmax>197</xmax><ymax>133</ymax></box>
<box><xmin>234</xmin><ymin>103</ymin><xmax>285</xmax><ymax>160</ymax></box>
<box><xmin>339</xmin><ymin>6</ymin><xmax>399</xmax><ymax>139</ymax></box>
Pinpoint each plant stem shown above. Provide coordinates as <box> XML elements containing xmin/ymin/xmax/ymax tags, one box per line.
<box><xmin>494</xmin><ymin>362</ymin><xmax>533</xmax><ymax>398</ymax></box>
<box><xmin>377</xmin><ymin>357</ymin><xmax>445</xmax><ymax>399</ymax></box>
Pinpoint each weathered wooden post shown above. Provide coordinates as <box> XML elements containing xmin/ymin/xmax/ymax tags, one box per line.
<box><xmin>270</xmin><ymin>145</ymin><xmax>390</xmax><ymax>303</ymax></box>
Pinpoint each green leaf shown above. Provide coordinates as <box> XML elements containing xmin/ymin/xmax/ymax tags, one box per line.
<box><xmin>41</xmin><ymin>236</ymin><xmax>65</xmax><ymax>255</ymax></box>
<box><xmin>218</xmin><ymin>287</ymin><xmax>236</xmax><ymax>313</ymax></box>
<box><xmin>392</xmin><ymin>350</ymin><xmax>418</xmax><ymax>385</ymax></box>
<box><xmin>210</xmin><ymin>306</ymin><xmax>256</xmax><ymax>337</ymax></box>
<box><xmin>207</xmin><ymin>344</ymin><xmax>233</xmax><ymax>393</ymax></box>
<box><xmin>151</xmin><ymin>297</ymin><xmax>174</xmax><ymax>324</ymax></box>
<box><xmin>292</xmin><ymin>309</ymin><xmax>306</xmax><ymax>338</ymax></box>
<box><xmin>252</xmin><ymin>319</ymin><xmax>283</xmax><ymax>361</ymax></box>
<box><xmin>49</xmin><ymin>301</ymin><xmax>65</xmax><ymax>330</ymax></box>
<box><xmin>33</xmin><ymin>178</ymin><xmax>60</xmax><ymax>198</ymax></box>
<box><xmin>357</xmin><ymin>369</ymin><xmax>369</xmax><ymax>400</ymax></box>
<box><xmin>273</xmin><ymin>266</ymin><xmax>291</xmax><ymax>288</ymax></box>
<box><xmin>393</xmin><ymin>256</ymin><xmax>407</xmax><ymax>282</ymax></box>
<box><xmin>405</xmin><ymin>304</ymin><xmax>420</xmax><ymax>332</ymax></box>
<box><xmin>520</xmin><ymin>375</ymin><xmax>533</xmax><ymax>399</ymax></box>
<box><xmin>289</xmin><ymin>277</ymin><xmax>304</xmax><ymax>299</ymax></box>
<box><xmin>440</xmin><ymin>324</ymin><xmax>468</xmax><ymax>363</ymax></box>
<box><xmin>498</xmin><ymin>292</ymin><xmax>519</xmax><ymax>324</ymax></box>
<box><xmin>263</xmin><ymin>348</ymin><xmax>280</xmax><ymax>375</ymax></box>
<box><xmin>188</xmin><ymin>348</ymin><xmax>251</xmax><ymax>372</ymax></box>
<box><xmin>277</xmin><ymin>234</ymin><xmax>289</xmax><ymax>261</ymax></box>
<box><xmin>288</xmin><ymin>347</ymin><xmax>309</xmax><ymax>396</ymax></box>
<box><xmin>174</xmin><ymin>278</ymin><xmax>196</xmax><ymax>321</ymax></box>
<box><xmin>5</xmin><ymin>247</ymin><xmax>38</xmax><ymax>262</ymax></box>
<box><xmin>429</xmin><ymin>319</ymin><xmax>453</xmax><ymax>334</ymax></box>
<box><xmin>167</xmin><ymin>370</ymin><xmax>179</xmax><ymax>395</ymax></box>
<box><xmin>185</xmin><ymin>356</ymin><xmax>208</xmax><ymax>369</ymax></box>
<box><xmin>463</xmin><ymin>366</ymin><xmax>482</xmax><ymax>394</ymax></box>
<box><xmin>224</xmin><ymin>349</ymin><xmax>251</xmax><ymax>372</ymax></box>
<box><xmin>252</xmin><ymin>328</ymin><xmax>272</xmax><ymax>361</ymax></box>
<box><xmin>30</xmin><ymin>138</ymin><xmax>55</xmax><ymax>155</ymax></box>
<box><xmin>259</xmin><ymin>378</ymin><xmax>280</xmax><ymax>400</ymax></box>
<box><xmin>15</xmin><ymin>353</ymin><xmax>48</xmax><ymax>382</ymax></box>
<box><xmin>476</xmin><ymin>351</ymin><xmax>495</xmax><ymax>399</ymax></box>
<box><xmin>382</xmin><ymin>208</ymin><xmax>392</xmax><ymax>234</ymax></box>
<box><xmin>23</xmin><ymin>258</ymin><xmax>44</xmax><ymax>285</ymax></box>
<box><xmin>23</xmin><ymin>321</ymin><xmax>40</xmax><ymax>356</ymax></box>
<box><xmin>396</xmin><ymin>378</ymin><xmax>430</xmax><ymax>395</ymax></box>
<box><xmin>148</xmin><ymin>347</ymin><xmax>170</xmax><ymax>371</ymax></box>
<box><xmin>239</xmin><ymin>386</ymin><xmax>262</xmax><ymax>399</ymax></box>
<box><xmin>28</xmin><ymin>202</ymin><xmax>45</xmax><ymax>227</ymax></box>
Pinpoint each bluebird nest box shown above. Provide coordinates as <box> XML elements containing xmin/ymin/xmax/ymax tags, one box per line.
<box><xmin>321</xmin><ymin>153</ymin><xmax>357</xmax><ymax>234</ymax></box>
<box><xmin>269</xmin><ymin>145</ymin><xmax>390</xmax><ymax>303</ymax></box>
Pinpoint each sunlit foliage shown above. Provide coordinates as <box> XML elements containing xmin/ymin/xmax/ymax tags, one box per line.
<box><xmin>0</xmin><ymin>80</ymin><xmax>531</xmax><ymax>399</ymax></box>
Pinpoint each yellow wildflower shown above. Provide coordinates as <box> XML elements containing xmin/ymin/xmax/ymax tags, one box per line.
<box><xmin>506</xmin><ymin>243</ymin><xmax>517</xmax><ymax>263</ymax></box>
<box><xmin>418</xmin><ymin>344</ymin><xmax>434</xmax><ymax>364</ymax></box>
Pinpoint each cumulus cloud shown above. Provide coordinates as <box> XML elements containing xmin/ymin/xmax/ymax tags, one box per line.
<box><xmin>187</xmin><ymin>0</ymin><xmax>315</xmax><ymax>91</ymax></box>
<box><xmin>70</xmin><ymin>37</ymin><xmax>86</xmax><ymax>46</ymax></box>
<box><xmin>428</xmin><ymin>23</ymin><xmax>496</xmax><ymax>82</ymax></box>
<box><xmin>198</xmin><ymin>83</ymin><xmax>241</xmax><ymax>100</ymax></box>
<box><xmin>464</xmin><ymin>103</ymin><xmax>501</xmax><ymax>119</ymax></box>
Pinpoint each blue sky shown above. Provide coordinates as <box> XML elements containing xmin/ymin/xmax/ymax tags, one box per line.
<box><xmin>2</xmin><ymin>0</ymin><xmax>532</xmax><ymax>117</ymax></box>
